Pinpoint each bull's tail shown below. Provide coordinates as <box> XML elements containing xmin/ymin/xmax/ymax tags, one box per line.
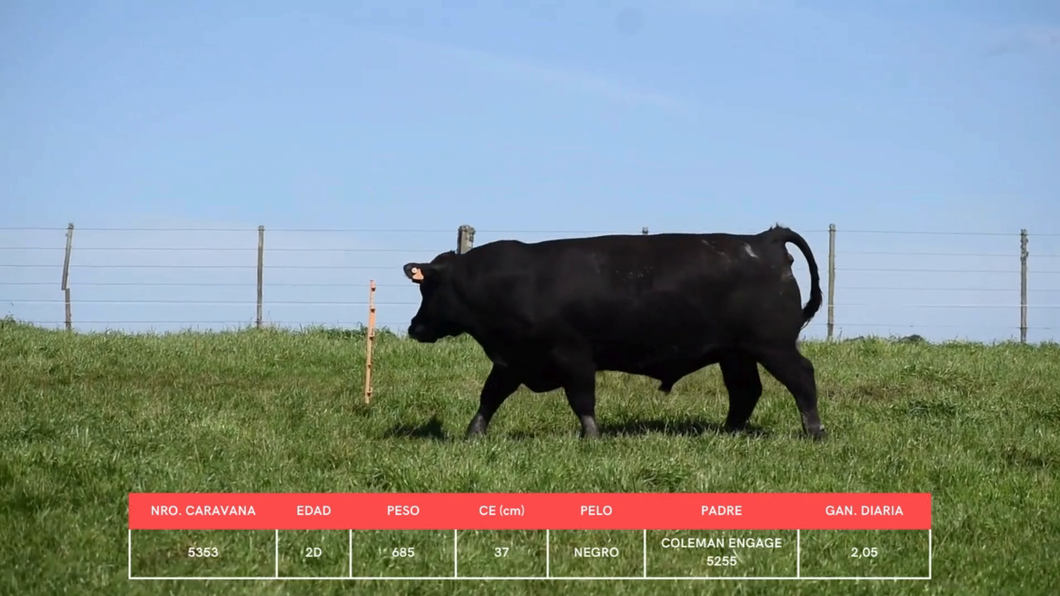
<box><xmin>769</xmin><ymin>225</ymin><xmax>823</xmax><ymax>326</ymax></box>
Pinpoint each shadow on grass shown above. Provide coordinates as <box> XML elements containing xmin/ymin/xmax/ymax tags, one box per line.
<box><xmin>382</xmin><ymin>415</ymin><xmax>774</xmax><ymax>441</ymax></box>
<box><xmin>381</xmin><ymin>415</ymin><xmax>450</xmax><ymax>441</ymax></box>
<box><xmin>599</xmin><ymin>418</ymin><xmax>773</xmax><ymax>439</ymax></box>
<box><xmin>505</xmin><ymin>418</ymin><xmax>775</xmax><ymax>440</ymax></box>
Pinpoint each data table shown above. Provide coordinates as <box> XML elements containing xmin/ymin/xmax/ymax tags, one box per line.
<box><xmin>128</xmin><ymin>492</ymin><xmax>932</xmax><ymax>582</ymax></box>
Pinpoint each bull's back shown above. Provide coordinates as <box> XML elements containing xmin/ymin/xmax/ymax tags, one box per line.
<box><xmin>560</xmin><ymin>236</ymin><xmax>754</xmax><ymax>355</ymax></box>
<box><xmin>465</xmin><ymin>234</ymin><xmax>783</xmax><ymax>366</ymax></box>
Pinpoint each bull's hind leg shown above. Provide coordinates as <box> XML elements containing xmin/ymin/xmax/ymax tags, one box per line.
<box><xmin>466</xmin><ymin>364</ymin><xmax>522</xmax><ymax>438</ymax></box>
<box><xmin>753</xmin><ymin>346</ymin><xmax>827</xmax><ymax>440</ymax></box>
<box><xmin>719</xmin><ymin>352</ymin><xmax>763</xmax><ymax>433</ymax></box>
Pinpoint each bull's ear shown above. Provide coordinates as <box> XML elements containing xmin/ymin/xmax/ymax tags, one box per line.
<box><xmin>403</xmin><ymin>262</ymin><xmax>427</xmax><ymax>284</ymax></box>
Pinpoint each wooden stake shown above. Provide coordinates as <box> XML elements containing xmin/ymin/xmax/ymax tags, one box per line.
<box><xmin>363</xmin><ymin>280</ymin><xmax>377</xmax><ymax>404</ymax></box>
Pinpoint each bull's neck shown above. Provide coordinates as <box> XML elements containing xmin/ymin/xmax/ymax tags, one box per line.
<box><xmin>463</xmin><ymin>320</ymin><xmax>512</xmax><ymax>354</ymax></box>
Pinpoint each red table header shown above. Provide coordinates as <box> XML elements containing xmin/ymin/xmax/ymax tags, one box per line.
<box><xmin>128</xmin><ymin>493</ymin><xmax>931</xmax><ymax>531</ymax></box>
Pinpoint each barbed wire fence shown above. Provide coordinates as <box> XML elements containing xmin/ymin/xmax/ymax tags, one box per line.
<box><xmin>1</xmin><ymin>223</ymin><xmax>1059</xmax><ymax>343</ymax></box>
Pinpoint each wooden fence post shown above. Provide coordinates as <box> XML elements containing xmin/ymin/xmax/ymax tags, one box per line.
<box><xmin>457</xmin><ymin>225</ymin><xmax>476</xmax><ymax>254</ymax></box>
<box><xmin>256</xmin><ymin>225</ymin><xmax>265</xmax><ymax>329</ymax></box>
<box><xmin>364</xmin><ymin>280</ymin><xmax>377</xmax><ymax>404</ymax></box>
<box><xmin>827</xmin><ymin>223</ymin><xmax>836</xmax><ymax>341</ymax></box>
<box><xmin>61</xmin><ymin>223</ymin><xmax>74</xmax><ymax>332</ymax></box>
<box><xmin>1020</xmin><ymin>229</ymin><xmax>1028</xmax><ymax>344</ymax></box>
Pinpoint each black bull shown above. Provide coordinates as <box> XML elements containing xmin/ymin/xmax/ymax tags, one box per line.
<box><xmin>402</xmin><ymin>225</ymin><xmax>827</xmax><ymax>440</ymax></box>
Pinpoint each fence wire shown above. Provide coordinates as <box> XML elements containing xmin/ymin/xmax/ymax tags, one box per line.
<box><xmin>1</xmin><ymin>224</ymin><xmax>1057</xmax><ymax>342</ymax></box>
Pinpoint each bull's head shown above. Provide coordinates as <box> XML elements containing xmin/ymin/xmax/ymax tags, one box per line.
<box><xmin>402</xmin><ymin>252</ymin><xmax>465</xmax><ymax>343</ymax></box>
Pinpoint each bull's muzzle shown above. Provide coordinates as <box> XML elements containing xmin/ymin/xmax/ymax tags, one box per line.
<box><xmin>408</xmin><ymin>323</ymin><xmax>436</xmax><ymax>343</ymax></box>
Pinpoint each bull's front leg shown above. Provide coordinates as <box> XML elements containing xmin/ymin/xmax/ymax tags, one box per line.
<box><xmin>562</xmin><ymin>374</ymin><xmax>600</xmax><ymax>439</ymax></box>
<box><xmin>552</xmin><ymin>346</ymin><xmax>600</xmax><ymax>439</ymax></box>
<box><xmin>466</xmin><ymin>364</ymin><xmax>521</xmax><ymax>438</ymax></box>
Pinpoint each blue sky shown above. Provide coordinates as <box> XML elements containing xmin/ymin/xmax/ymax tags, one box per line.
<box><xmin>1</xmin><ymin>0</ymin><xmax>1058</xmax><ymax>343</ymax></box>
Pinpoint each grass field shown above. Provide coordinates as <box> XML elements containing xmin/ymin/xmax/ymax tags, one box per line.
<box><xmin>2</xmin><ymin>316</ymin><xmax>1059</xmax><ymax>595</ymax></box>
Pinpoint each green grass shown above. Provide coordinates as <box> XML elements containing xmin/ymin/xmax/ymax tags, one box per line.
<box><xmin>1</xmin><ymin>317</ymin><xmax>1059</xmax><ymax>595</ymax></box>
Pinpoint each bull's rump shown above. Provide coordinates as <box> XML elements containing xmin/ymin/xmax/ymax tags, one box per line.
<box><xmin>463</xmin><ymin>232</ymin><xmax>805</xmax><ymax>375</ymax></box>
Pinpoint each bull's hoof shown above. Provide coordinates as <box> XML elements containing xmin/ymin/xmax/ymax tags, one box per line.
<box><xmin>806</xmin><ymin>426</ymin><xmax>828</xmax><ymax>441</ymax></box>
<box><xmin>579</xmin><ymin>425</ymin><xmax>601</xmax><ymax>440</ymax></box>
<box><xmin>465</xmin><ymin>416</ymin><xmax>489</xmax><ymax>438</ymax></box>
<box><xmin>724</xmin><ymin>420</ymin><xmax>751</xmax><ymax>434</ymax></box>
<box><xmin>576</xmin><ymin>415</ymin><xmax>600</xmax><ymax>439</ymax></box>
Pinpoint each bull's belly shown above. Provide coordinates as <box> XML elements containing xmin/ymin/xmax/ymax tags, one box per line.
<box><xmin>483</xmin><ymin>331</ymin><xmax>727</xmax><ymax>393</ymax></box>
<box><xmin>593</xmin><ymin>343</ymin><xmax>724</xmax><ymax>381</ymax></box>
<box><xmin>501</xmin><ymin>349</ymin><xmax>716</xmax><ymax>393</ymax></box>
<box><xmin>503</xmin><ymin>357</ymin><xmax>568</xmax><ymax>393</ymax></box>
<box><xmin>645</xmin><ymin>354</ymin><xmax>721</xmax><ymax>381</ymax></box>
